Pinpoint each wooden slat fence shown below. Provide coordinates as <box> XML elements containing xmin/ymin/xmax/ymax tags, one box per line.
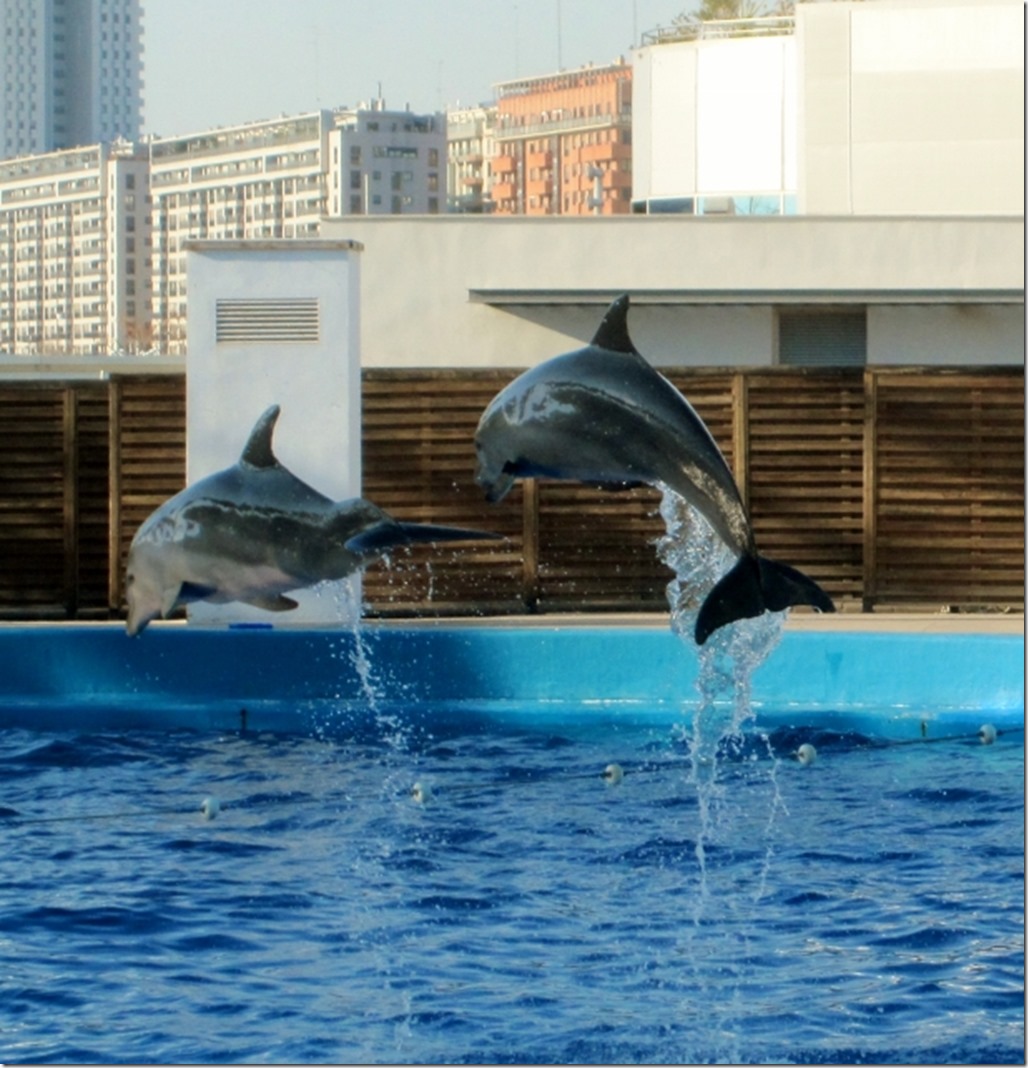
<box><xmin>867</xmin><ymin>369</ymin><xmax>1024</xmax><ymax>609</ymax></box>
<box><xmin>745</xmin><ymin>370</ymin><xmax>866</xmax><ymax>603</ymax></box>
<box><xmin>0</xmin><ymin>367</ymin><xmax>1022</xmax><ymax>620</ymax></box>
<box><xmin>107</xmin><ymin>376</ymin><xmax>187</xmax><ymax>613</ymax></box>
<box><xmin>361</xmin><ymin>371</ymin><xmax>526</xmax><ymax>613</ymax></box>
<box><xmin>0</xmin><ymin>383</ymin><xmax>109</xmax><ymax>617</ymax></box>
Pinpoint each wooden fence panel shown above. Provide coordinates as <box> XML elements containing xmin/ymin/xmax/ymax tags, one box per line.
<box><xmin>108</xmin><ymin>376</ymin><xmax>186</xmax><ymax>613</ymax></box>
<box><xmin>745</xmin><ymin>369</ymin><xmax>865</xmax><ymax>604</ymax></box>
<box><xmin>71</xmin><ymin>386</ymin><xmax>111</xmax><ymax>614</ymax></box>
<box><xmin>361</xmin><ymin>371</ymin><xmax>526</xmax><ymax>614</ymax></box>
<box><xmin>870</xmin><ymin>370</ymin><xmax>1024</xmax><ymax>609</ymax></box>
<box><xmin>0</xmin><ymin>387</ymin><xmax>67</xmax><ymax>614</ymax></box>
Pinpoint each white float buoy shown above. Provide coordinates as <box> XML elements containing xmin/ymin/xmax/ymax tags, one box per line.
<box><xmin>602</xmin><ymin>763</ymin><xmax>624</xmax><ymax>786</ymax></box>
<box><xmin>978</xmin><ymin>723</ymin><xmax>997</xmax><ymax>745</ymax></box>
<box><xmin>410</xmin><ymin>782</ymin><xmax>432</xmax><ymax>804</ymax></box>
<box><xmin>200</xmin><ymin>796</ymin><xmax>221</xmax><ymax>820</ymax></box>
<box><xmin>795</xmin><ymin>743</ymin><xmax>817</xmax><ymax>767</ymax></box>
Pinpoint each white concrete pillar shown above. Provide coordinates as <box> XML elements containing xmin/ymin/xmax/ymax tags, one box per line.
<box><xmin>185</xmin><ymin>239</ymin><xmax>363</xmax><ymax>627</ymax></box>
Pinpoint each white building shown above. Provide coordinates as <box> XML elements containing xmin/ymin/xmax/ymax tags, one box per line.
<box><xmin>631</xmin><ymin>0</ymin><xmax>1024</xmax><ymax>216</ymax></box>
<box><xmin>633</xmin><ymin>15</ymin><xmax>797</xmax><ymax>216</ymax></box>
<box><xmin>0</xmin><ymin>140</ymin><xmax>151</xmax><ymax>354</ymax></box>
<box><xmin>328</xmin><ymin>101</ymin><xmax>445</xmax><ymax>218</ymax></box>
<box><xmin>446</xmin><ymin>105</ymin><xmax>496</xmax><ymax>213</ymax></box>
<box><xmin>0</xmin><ymin>0</ymin><xmax>144</xmax><ymax>160</ymax></box>
<box><xmin>150</xmin><ymin>103</ymin><xmax>444</xmax><ymax>351</ymax></box>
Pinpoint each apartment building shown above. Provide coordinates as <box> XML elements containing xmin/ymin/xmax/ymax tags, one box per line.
<box><xmin>149</xmin><ymin>102</ymin><xmax>444</xmax><ymax>351</ymax></box>
<box><xmin>328</xmin><ymin>103</ymin><xmax>445</xmax><ymax>218</ymax></box>
<box><xmin>0</xmin><ymin>0</ymin><xmax>144</xmax><ymax>160</ymax></box>
<box><xmin>0</xmin><ymin>140</ymin><xmax>150</xmax><ymax>354</ymax></box>
<box><xmin>148</xmin><ymin>112</ymin><xmax>328</xmax><ymax>352</ymax></box>
<box><xmin>491</xmin><ymin>61</ymin><xmax>633</xmax><ymax>215</ymax></box>
<box><xmin>446</xmin><ymin>105</ymin><xmax>496</xmax><ymax>213</ymax></box>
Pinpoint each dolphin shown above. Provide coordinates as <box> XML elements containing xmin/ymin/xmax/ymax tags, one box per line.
<box><xmin>474</xmin><ymin>294</ymin><xmax>835</xmax><ymax>644</ymax></box>
<box><xmin>125</xmin><ymin>405</ymin><xmax>500</xmax><ymax>636</ymax></box>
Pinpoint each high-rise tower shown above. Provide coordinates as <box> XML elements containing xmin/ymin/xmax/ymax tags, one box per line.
<box><xmin>0</xmin><ymin>0</ymin><xmax>143</xmax><ymax>160</ymax></box>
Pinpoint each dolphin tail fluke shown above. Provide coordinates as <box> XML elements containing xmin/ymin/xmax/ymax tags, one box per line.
<box><xmin>694</xmin><ymin>554</ymin><xmax>835</xmax><ymax>645</ymax></box>
<box><xmin>345</xmin><ymin>521</ymin><xmax>503</xmax><ymax>555</ymax></box>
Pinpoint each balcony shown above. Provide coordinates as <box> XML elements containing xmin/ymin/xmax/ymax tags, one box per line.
<box><xmin>581</xmin><ymin>142</ymin><xmax>631</xmax><ymax>163</ymax></box>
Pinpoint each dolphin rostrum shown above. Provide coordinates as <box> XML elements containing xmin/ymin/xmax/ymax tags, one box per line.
<box><xmin>474</xmin><ymin>294</ymin><xmax>835</xmax><ymax>644</ymax></box>
<box><xmin>125</xmin><ymin>405</ymin><xmax>500</xmax><ymax>636</ymax></box>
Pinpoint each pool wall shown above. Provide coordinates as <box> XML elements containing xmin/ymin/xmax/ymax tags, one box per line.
<box><xmin>0</xmin><ymin>623</ymin><xmax>1022</xmax><ymax>740</ymax></box>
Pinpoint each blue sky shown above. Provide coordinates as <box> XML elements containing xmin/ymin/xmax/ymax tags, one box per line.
<box><xmin>143</xmin><ymin>0</ymin><xmax>696</xmax><ymax>137</ymax></box>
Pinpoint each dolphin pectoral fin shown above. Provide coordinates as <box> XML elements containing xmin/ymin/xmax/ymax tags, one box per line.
<box><xmin>177</xmin><ymin>581</ymin><xmax>219</xmax><ymax>604</ymax></box>
<box><xmin>478</xmin><ymin>469</ymin><xmax>516</xmax><ymax>504</ymax></box>
<box><xmin>694</xmin><ymin>555</ymin><xmax>836</xmax><ymax>645</ymax></box>
<box><xmin>240</xmin><ymin>593</ymin><xmax>299</xmax><ymax>613</ymax></box>
<box><xmin>346</xmin><ymin>521</ymin><xmax>503</xmax><ymax>555</ymax></box>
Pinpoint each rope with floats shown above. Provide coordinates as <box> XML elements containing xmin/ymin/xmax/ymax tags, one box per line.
<box><xmin>0</xmin><ymin>723</ymin><xmax>1015</xmax><ymax>823</ymax></box>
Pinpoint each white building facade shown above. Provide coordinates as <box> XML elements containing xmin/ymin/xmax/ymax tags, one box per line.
<box><xmin>0</xmin><ymin>140</ymin><xmax>150</xmax><ymax>354</ymax></box>
<box><xmin>633</xmin><ymin>17</ymin><xmax>797</xmax><ymax>216</ymax></box>
<box><xmin>446</xmin><ymin>105</ymin><xmax>496</xmax><ymax>213</ymax></box>
<box><xmin>327</xmin><ymin>102</ymin><xmax>446</xmax><ymax>218</ymax></box>
<box><xmin>0</xmin><ymin>0</ymin><xmax>144</xmax><ymax>160</ymax></box>
<box><xmin>631</xmin><ymin>0</ymin><xmax>1024</xmax><ymax>217</ymax></box>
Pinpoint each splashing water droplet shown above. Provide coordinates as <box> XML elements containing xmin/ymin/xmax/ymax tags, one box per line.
<box><xmin>655</xmin><ymin>486</ymin><xmax>788</xmax><ymax>906</ymax></box>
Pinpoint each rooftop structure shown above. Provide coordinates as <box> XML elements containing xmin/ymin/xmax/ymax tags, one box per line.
<box><xmin>632</xmin><ymin>0</ymin><xmax>1024</xmax><ymax>216</ymax></box>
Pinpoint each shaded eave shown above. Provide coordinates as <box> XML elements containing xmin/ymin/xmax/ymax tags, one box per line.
<box><xmin>469</xmin><ymin>287</ymin><xmax>1024</xmax><ymax>307</ymax></box>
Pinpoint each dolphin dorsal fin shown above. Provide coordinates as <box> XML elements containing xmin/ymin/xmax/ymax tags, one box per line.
<box><xmin>590</xmin><ymin>294</ymin><xmax>637</xmax><ymax>355</ymax></box>
<box><xmin>240</xmin><ymin>405</ymin><xmax>281</xmax><ymax>469</ymax></box>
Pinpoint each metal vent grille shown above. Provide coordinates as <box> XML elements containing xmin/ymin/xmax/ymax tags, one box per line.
<box><xmin>215</xmin><ymin>298</ymin><xmax>320</xmax><ymax>343</ymax></box>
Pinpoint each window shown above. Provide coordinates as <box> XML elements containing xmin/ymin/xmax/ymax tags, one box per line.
<box><xmin>778</xmin><ymin>310</ymin><xmax>867</xmax><ymax>367</ymax></box>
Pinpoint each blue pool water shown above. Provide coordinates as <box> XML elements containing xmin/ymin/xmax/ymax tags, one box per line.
<box><xmin>0</xmin><ymin>715</ymin><xmax>1023</xmax><ymax>1064</ymax></box>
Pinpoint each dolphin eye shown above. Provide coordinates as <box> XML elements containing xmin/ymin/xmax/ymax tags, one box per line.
<box><xmin>126</xmin><ymin>573</ymin><xmax>135</xmax><ymax>586</ymax></box>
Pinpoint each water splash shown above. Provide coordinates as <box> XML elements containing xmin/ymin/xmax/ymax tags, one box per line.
<box><xmin>655</xmin><ymin>486</ymin><xmax>787</xmax><ymax>902</ymax></box>
<box><xmin>309</xmin><ymin>581</ymin><xmax>412</xmax><ymax>752</ymax></box>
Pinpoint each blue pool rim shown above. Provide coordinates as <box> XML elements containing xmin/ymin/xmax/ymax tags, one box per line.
<box><xmin>0</xmin><ymin>622</ymin><xmax>1022</xmax><ymax>741</ymax></box>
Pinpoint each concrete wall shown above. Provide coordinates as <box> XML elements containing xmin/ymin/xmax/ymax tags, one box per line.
<box><xmin>320</xmin><ymin>215</ymin><xmax>1023</xmax><ymax>369</ymax></box>
<box><xmin>869</xmin><ymin>305</ymin><xmax>1025</xmax><ymax>366</ymax></box>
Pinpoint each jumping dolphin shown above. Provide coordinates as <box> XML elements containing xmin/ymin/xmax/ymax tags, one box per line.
<box><xmin>474</xmin><ymin>294</ymin><xmax>835</xmax><ymax>644</ymax></box>
<box><xmin>125</xmin><ymin>405</ymin><xmax>500</xmax><ymax>636</ymax></box>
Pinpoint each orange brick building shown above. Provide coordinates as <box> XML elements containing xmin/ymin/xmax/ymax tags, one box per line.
<box><xmin>491</xmin><ymin>61</ymin><xmax>633</xmax><ymax>215</ymax></box>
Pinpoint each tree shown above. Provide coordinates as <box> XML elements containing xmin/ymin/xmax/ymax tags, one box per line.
<box><xmin>675</xmin><ymin>0</ymin><xmax>794</xmax><ymax>23</ymax></box>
